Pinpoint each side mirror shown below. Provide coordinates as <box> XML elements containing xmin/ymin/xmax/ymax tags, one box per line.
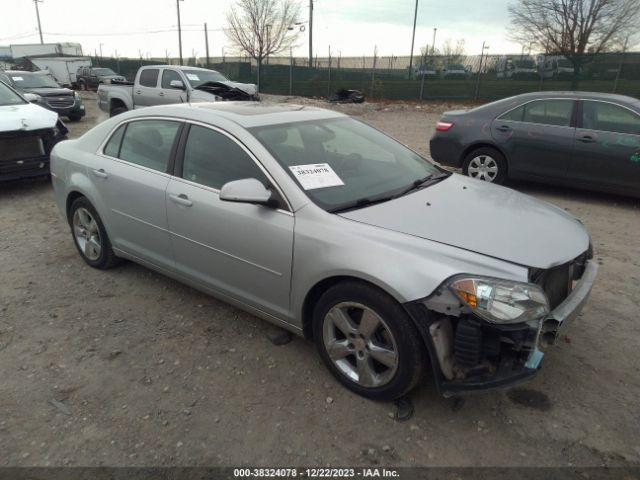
<box><xmin>169</xmin><ymin>80</ymin><xmax>186</xmax><ymax>90</ymax></box>
<box><xmin>219</xmin><ymin>178</ymin><xmax>274</xmax><ymax>206</ymax></box>
<box><xmin>23</xmin><ymin>93</ymin><xmax>40</xmax><ymax>103</ymax></box>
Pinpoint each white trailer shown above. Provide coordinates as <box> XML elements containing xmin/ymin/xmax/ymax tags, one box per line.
<box><xmin>29</xmin><ymin>57</ymin><xmax>92</xmax><ymax>87</ymax></box>
<box><xmin>10</xmin><ymin>42</ymin><xmax>83</xmax><ymax>59</ymax></box>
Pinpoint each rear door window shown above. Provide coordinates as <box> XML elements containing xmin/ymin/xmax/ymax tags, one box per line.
<box><xmin>116</xmin><ymin>120</ymin><xmax>181</xmax><ymax>172</ymax></box>
<box><xmin>521</xmin><ymin>99</ymin><xmax>574</xmax><ymax>127</ymax></box>
<box><xmin>581</xmin><ymin>101</ymin><xmax>640</xmax><ymax>135</ymax></box>
<box><xmin>139</xmin><ymin>69</ymin><xmax>159</xmax><ymax>88</ymax></box>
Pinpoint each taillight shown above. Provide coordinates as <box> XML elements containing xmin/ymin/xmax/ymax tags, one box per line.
<box><xmin>436</xmin><ymin>121</ymin><xmax>454</xmax><ymax>132</ymax></box>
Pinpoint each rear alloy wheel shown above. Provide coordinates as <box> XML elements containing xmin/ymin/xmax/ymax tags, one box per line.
<box><xmin>69</xmin><ymin>197</ymin><xmax>121</xmax><ymax>269</ymax></box>
<box><xmin>463</xmin><ymin>147</ymin><xmax>507</xmax><ymax>184</ymax></box>
<box><xmin>313</xmin><ymin>282</ymin><xmax>425</xmax><ymax>401</ymax></box>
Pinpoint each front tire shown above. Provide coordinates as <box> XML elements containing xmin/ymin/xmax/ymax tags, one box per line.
<box><xmin>462</xmin><ymin>147</ymin><xmax>507</xmax><ymax>184</ymax></box>
<box><xmin>69</xmin><ymin>197</ymin><xmax>121</xmax><ymax>269</ymax></box>
<box><xmin>110</xmin><ymin>106</ymin><xmax>127</xmax><ymax>117</ymax></box>
<box><xmin>312</xmin><ymin>282</ymin><xmax>426</xmax><ymax>401</ymax></box>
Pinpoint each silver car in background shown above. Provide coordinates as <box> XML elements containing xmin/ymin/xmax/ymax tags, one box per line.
<box><xmin>50</xmin><ymin>103</ymin><xmax>597</xmax><ymax>400</ymax></box>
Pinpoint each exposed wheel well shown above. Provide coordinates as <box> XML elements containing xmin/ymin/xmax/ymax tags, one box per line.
<box><xmin>110</xmin><ymin>98</ymin><xmax>126</xmax><ymax>113</ymax></box>
<box><xmin>65</xmin><ymin>191</ymin><xmax>85</xmax><ymax>221</ymax></box>
<box><xmin>301</xmin><ymin>276</ymin><xmax>398</xmax><ymax>340</ymax></box>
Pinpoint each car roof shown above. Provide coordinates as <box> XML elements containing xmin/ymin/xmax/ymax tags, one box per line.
<box><xmin>141</xmin><ymin>65</ymin><xmax>222</xmax><ymax>74</ymax></box>
<box><xmin>124</xmin><ymin>102</ymin><xmax>346</xmax><ymax>128</ymax></box>
<box><xmin>4</xmin><ymin>70</ymin><xmax>41</xmax><ymax>75</ymax></box>
<box><xmin>512</xmin><ymin>90</ymin><xmax>639</xmax><ymax>104</ymax></box>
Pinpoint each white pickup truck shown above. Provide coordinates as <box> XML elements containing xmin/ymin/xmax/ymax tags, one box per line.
<box><xmin>97</xmin><ymin>65</ymin><xmax>259</xmax><ymax>117</ymax></box>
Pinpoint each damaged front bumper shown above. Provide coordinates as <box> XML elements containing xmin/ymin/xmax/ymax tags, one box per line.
<box><xmin>409</xmin><ymin>259</ymin><xmax>598</xmax><ymax>397</ymax></box>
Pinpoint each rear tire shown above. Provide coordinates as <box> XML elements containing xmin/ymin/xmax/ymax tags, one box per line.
<box><xmin>312</xmin><ymin>281</ymin><xmax>426</xmax><ymax>401</ymax></box>
<box><xmin>68</xmin><ymin>197</ymin><xmax>121</xmax><ymax>270</ymax></box>
<box><xmin>78</xmin><ymin>80</ymin><xmax>86</xmax><ymax>91</ymax></box>
<box><xmin>462</xmin><ymin>147</ymin><xmax>507</xmax><ymax>184</ymax></box>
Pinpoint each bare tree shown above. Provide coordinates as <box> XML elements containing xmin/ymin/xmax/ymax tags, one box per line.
<box><xmin>508</xmin><ymin>0</ymin><xmax>640</xmax><ymax>86</ymax></box>
<box><xmin>225</xmin><ymin>0</ymin><xmax>300</xmax><ymax>89</ymax></box>
<box><xmin>441</xmin><ymin>39</ymin><xmax>466</xmax><ymax>63</ymax></box>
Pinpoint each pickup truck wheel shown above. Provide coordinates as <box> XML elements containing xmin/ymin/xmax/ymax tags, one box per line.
<box><xmin>462</xmin><ymin>147</ymin><xmax>507</xmax><ymax>184</ymax></box>
<box><xmin>69</xmin><ymin>197</ymin><xmax>121</xmax><ymax>270</ymax></box>
<box><xmin>313</xmin><ymin>281</ymin><xmax>425</xmax><ymax>401</ymax></box>
<box><xmin>110</xmin><ymin>106</ymin><xmax>127</xmax><ymax>117</ymax></box>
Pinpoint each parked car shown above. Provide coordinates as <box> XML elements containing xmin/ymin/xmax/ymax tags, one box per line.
<box><xmin>0</xmin><ymin>70</ymin><xmax>85</xmax><ymax>121</ymax></box>
<box><xmin>0</xmin><ymin>80</ymin><xmax>67</xmax><ymax>181</ymax></box>
<box><xmin>414</xmin><ymin>64</ymin><xmax>438</xmax><ymax>79</ymax></box>
<box><xmin>50</xmin><ymin>103</ymin><xmax>596</xmax><ymax>400</ymax></box>
<box><xmin>496</xmin><ymin>57</ymin><xmax>539</xmax><ymax>80</ymax></box>
<box><xmin>439</xmin><ymin>64</ymin><xmax>471</xmax><ymax>80</ymax></box>
<box><xmin>76</xmin><ymin>66</ymin><xmax>126</xmax><ymax>91</ymax></box>
<box><xmin>430</xmin><ymin>91</ymin><xmax>640</xmax><ymax>198</ymax></box>
<box><xmin>537</xmin><ymin>55</ymin><xmax>574</xmax><ymax>80</ymax></box>
<box><xmin>97</xmin><ymin>65</ymin><xmax>259</xmax><ymax>117</ymax></box>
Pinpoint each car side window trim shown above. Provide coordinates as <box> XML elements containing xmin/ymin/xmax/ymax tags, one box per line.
<box><xmin>497</xmin><ymin>98</ymin><xmax>578</xmax><ymax>129</ymax></box>
<box><xmin>97</xmin><ymin>117</ymin><xmax>185</xmax><ymax>175</ymax></box>
<box><xmin>173</xmin><ymin>120</ymin><xmax>293</xmax><ymax>213</ymax></box>
<box><xmin>576</xmin><ymin>99</ymin><xmax>640</xmax><ymax>134</ymax></box>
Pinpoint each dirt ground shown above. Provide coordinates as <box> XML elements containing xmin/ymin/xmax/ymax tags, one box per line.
<box><xmin>1</xmin><ymin>92</ymin><xmax>639</xmax><ymax>467</ymax></box>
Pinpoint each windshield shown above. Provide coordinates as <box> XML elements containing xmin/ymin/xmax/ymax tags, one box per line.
<box><xmin>515</xmin><ymin>60</ymin><xmax>536</xmax><ymax>69</ymax></box>
<box><xmin>0</xmin><ymin>81</ymin><xmax>27</xmax><ymax>106</ymax></box>
<box><xmin>9</xmin><ymin>73</ymin><xmax>59</xmax><ymax>89</ymax></box>
<box><xmin>250</xmin><ymin>117</ymin><xmax>441</xmax><ymax>211</ymax></box>
<box><xmin>93</xmin><ymin>68</ymin><xmax>117</xmax><ymax>76</ymax></box>
<box><xmin>183</xmin><ymin>69</ymin><xmax>229</xmax><ymax>87</ymax></box>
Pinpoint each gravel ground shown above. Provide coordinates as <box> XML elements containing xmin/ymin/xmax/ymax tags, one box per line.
<box><xmin>0</xmin><ymin>92</ymin><xmax>639</xmax><ymax>467</ymax></box>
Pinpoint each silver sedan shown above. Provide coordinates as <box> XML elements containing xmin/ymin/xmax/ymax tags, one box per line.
<box><xmin>51</xmin><ymin>103</ymin><xmax>597</xmax><ymax>400</ymax></box>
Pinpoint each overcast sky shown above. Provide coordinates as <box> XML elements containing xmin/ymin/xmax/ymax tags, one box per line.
<box><xmin>2</xmin><ymin>0</ymin><xmax>529</xmax><ymax>59</ymax></box>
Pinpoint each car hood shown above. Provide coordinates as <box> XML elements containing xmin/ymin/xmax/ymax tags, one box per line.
<box><xmin>194</xmin><ymin>81</ymin><xmax>258</xmax><ymax>100</ymax></box>
<box><xmin>0</xmin><ymin>102</ymin><xmax>58</xmax><ymax>132</ymax></box>
<box><xmin>23</xmin><ymin>87</ymin><xmax>73</xmax><ymax>97</ymax></box>
<box><xmin>339</xmin><ymin>174</ymin><xmax>590</xmax><ymax>269</ymax></box>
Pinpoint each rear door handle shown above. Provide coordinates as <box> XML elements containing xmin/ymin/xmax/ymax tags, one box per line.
<box><xmin>578</xmin><ymin>135</ymin><xmax>595</xmax><ymax>143</ymax></box>
<box><xmin>92</xmin><ymin>168</ymin><xmax>108</xmax><ymax>179</ymax></box>
<box><xmin>495</xmin><ymin>125</ymin><xmax>512</xmax><ymax>132</ymax></box>
<box><xmin>159</xmin><ymin>92</ymin><xmax>165</xmax><ymax>97</ymax></box>
<box><xmin>135</xmin><ymin>90</ymin><xmax>141</xmax><ymax>94</ymax></box>
<box><xmin>169</xmin><ymin>193</ymin><xmax>193</xmax><ymax>207</ymax></box>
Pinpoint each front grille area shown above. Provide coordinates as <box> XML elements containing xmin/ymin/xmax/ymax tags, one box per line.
<box><xmin>531</xmin><ymin>247</ymin><xmax>592</xmax><ymax>310</ymax></box>
<box><xmin>0</xmin><ymin>129</ymin><xmax>55</xmax><ymax>179</ymax></box>
<box><xmin>0</xmin><ymin>135</ymin><xmax>44</xmax><ymax>161</ymax></box>
<box><xmin>46</xmin><ymin>96</ymin><xmax>74</xmax><ymax>108</ymax></box>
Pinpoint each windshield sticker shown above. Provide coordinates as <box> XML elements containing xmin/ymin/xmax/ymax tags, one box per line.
<box><xmin>186</xmin><ymin>74</ymin><xmax>200</xmax><ymax>81</ymax></box>
<box><xmin>13</xmin><ymin>76</ymin><xmax>24</xmax><ymax>81</ymax></box>
<box><xmin>289</xmin><ymin>163</ymin><xmax>344</xmax><ymax>190</ymax></box>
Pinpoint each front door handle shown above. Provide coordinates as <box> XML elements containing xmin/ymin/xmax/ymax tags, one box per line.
<box><xmin>159</xmin><ymin>92</ymin><xmax>165</xmax><ymax>97</ymax></box>
<box><xmin>135</xmin><ymin>90</ymin><xmax>141</xmax><ymax>94</ymax></box>
<box><xmin>578</xmin><ymin>135</ymin><xmax>595</xmax><ymax>143</ymax></box>
<box><xmin>169</xmin><ymin>193</ymin><xmax>193</xmax><ymax>207</ymax></box>
<box><xmin>92</xmin><ymin>168</ymin><xmax>108</xmax><ymax>179</ymax></box>
<box><xmin>495</xmin><ymin>125</ymin><xmax>512</xmax><ymax>132</ymax></box>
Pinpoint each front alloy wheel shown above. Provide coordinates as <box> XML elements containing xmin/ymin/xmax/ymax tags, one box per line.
<box><xmin>313</xmin><ymin>282</ymin><xmax>425</xmax><ymax>401</ymax></box>
<box><xmin>323</xmin><ymin>302</ymin><xmax>399</xmax><ymax>388</ymax></box>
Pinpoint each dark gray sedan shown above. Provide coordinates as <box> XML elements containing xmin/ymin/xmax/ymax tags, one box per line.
<box><xmin>429</xmin><ymin>91</ymin><xmax>640</xmax><ymax>197</ymax></box>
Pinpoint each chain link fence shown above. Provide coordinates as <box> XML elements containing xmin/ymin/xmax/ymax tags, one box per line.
<box><xmin>90</xmin><ymin>51</ymin><xmax>640</xmax><ymax>102</ymax></box>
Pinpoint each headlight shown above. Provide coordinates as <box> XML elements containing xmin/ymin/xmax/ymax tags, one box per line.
<box><xmin>74</xmin><ymin>91</ymin><xmax>80</xmax><ymax>100</ymax></box>
<box><xmin>448</xmin><ymin>276</ymin><xmax>549</xmax><ymax>324</ymax></box>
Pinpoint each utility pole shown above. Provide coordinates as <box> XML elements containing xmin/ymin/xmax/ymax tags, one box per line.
<box><xmin>33</xmin><ymin>0</ymin><xmax>44</xmax><ymax>44</ymax></box>
<box><xmin>176</xmin><ymin>0</ymin><xmax>184</xmax><ymax>66</ymax></box>
<box><xmin>474</xmin><ymin>41</ymin><xmax>489</xmax><ymax>100</ymax></box>
<box><xmin>613</xmin><ymin>35</ymin><xmax>629</xmax><ymax>94</ymax></box>
<box><xmin>204</xmin><ymin>22</ymin><xmax>210</xmax><ymax>68</ymax></box>
<box><xmin>431</xmin><ymin>27</ymin><xmax>437</xmax><ymax>57</ymax></box>
<box><xmin>308</xmin><ymin>0</ymin><xmax>313</xmax><ymax>68</ymax></box>
<box><xmin>408</xmin><ymin>0</ymin><xmax>419</xmax><ymax>79</ymax></box>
